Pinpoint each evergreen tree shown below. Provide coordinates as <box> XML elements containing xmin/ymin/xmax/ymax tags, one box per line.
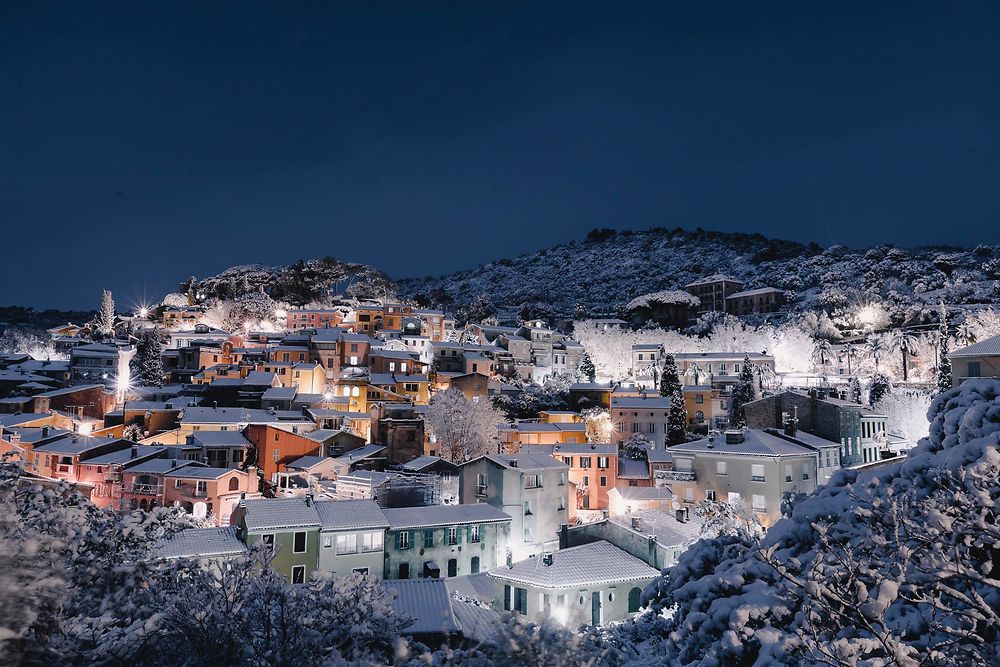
<box><xmin>667</xmin><ymin>391</ymin><xmax>688</xmax><ymax>446</ymax></box>
<box><xmin>937</xmin><ymin>332</ymin><xmax>953</xmax><ymax>394</ymax></box>
<box><xmin>868</xmin><ymin>372</ymin><xmax>892</xmax><ymax>406</ymax></box>
<box><xmin>659</xmin><ymin>353</ymin><xmax>682</xmax><ymax>397</ymax></box>
<box><xmin>728</xmin><ymin>355</ymin><xmax>756</xmax><ymax>428</ymax></box>
<box><xmin>936</xmin><ymin>302</ymin><xmax>953</xmax><ymax>394</ymax></box>
<box><xmin>849</xmin><ymin>375</ymin><xmax>863</xmax><ymax>403</ymax></box>
<box><xmin>95</xmin><ymin>289</ymin><xmax>116</xmax><ymax>338</ymax></box>
<box><xmin>131</xmin><ymin>330</ymin><xmax>164</xmax><ymax>387</ymax></box>
<box><xmin>578</xmin><ymin>351</ymin><xmax>596</xmax><ymax>383</ymax></box>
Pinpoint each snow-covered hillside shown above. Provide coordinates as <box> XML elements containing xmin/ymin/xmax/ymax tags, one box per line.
<box><xmin>396</xmin><ymin>228</ymin><xmax>999</xmax><ymax>324</ymax></box>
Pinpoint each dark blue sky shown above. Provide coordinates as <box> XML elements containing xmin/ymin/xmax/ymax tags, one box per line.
<box><xmin>2</xmin><ymin>2</ymin><xmax>999</xmax><ymax>309</ymax></box>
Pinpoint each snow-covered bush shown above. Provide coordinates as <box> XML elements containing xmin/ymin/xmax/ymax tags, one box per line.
<box><xmin>620</xmin><ymin>379</ymin><xmax>1000</xmax><ymax>665</ymax></box>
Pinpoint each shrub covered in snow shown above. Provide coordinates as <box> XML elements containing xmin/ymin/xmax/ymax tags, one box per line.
<box><xmin>617</xmin><ymin>379</ymin><xmax>1000</xmax><ymax>666</ymax></box>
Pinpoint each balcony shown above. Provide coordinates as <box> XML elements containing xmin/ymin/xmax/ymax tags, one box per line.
<box><xmin>658</xmin><ymin>470</ymin><xmax>696</xmax><ymax>482</ymax></box>
<box><xmin>128</xmin><ymin>483</ymin><xmax>161</xmax><ymax>495</ymax></box>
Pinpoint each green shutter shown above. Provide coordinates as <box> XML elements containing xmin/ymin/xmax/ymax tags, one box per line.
<box><xmin>504</xmin><ymin>584</ymin><xmax>511</xmax><ymax>611</ymax></box>
<box><xmin>395</xmin><ymin>531</ymin><xmax>400</xmax><ymax>550</ymax></box>
<box><xmin>466</xmin><ymin>525</ymin><xmax>472</xmax><ymax>543</ymax></box>
<box><xmin>457</xmin><ymin>525</ymin><xmax>464</xmax><ymax>544</ymax></box>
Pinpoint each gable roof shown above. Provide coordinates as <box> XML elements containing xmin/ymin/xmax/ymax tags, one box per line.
<box><xmin>381</xmin><ymin>579</ymin><xmax>461</xmax><ymax>635</ymax></box>
<box><xmin>382</xmin><ymin>504</ymin><xmax>510</xmax><ymax>530</ymax></box>
<box><xmin>154</xmin><ymin>526</ymin><xmax>248</xmax><ymax>560</ymax></box>
<box><xmin>314</xmin><ymin>499</ymin><xmax>389</xmax><ymax>531</ymax></box>
<box><xmin>950</xmin><ymin>334</ymin><xmax>1000</xmax><ymax>358</ymax></box>
<box><xmin>241</xmin><ymin>497</ymin><xmax>322</xmax><ymax>531</ymax></box>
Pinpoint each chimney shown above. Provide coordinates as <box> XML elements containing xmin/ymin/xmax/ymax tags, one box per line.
<box><xmin>542</xmin><ymin>553</ymin><xmax>554</xmax><ymax>566</ymax></box>
<box><xmin>130</xmin><ymin>445</ymin><xmax>138</xmax><ymax>459</ymax></box>
<box><xmin>305</xmin><ymin>492</ymin><xmax>313</xmax><ymax>507</ymax></box>
<box><xmin>509</xmin><ymin>458</ymin><xmax>518</xmax><ymax>468</ymax></box>
<box><xmin>631</xmin><ymin>516</ymin><xmax>642</xmax><ymax>531</ymax></box>
<box><xmin>42</xmin><ymin>426</ymin><xmax>50</xmax><ymax>438</ymax></box>
<box><xmin>676</xmin><ymin>508</ymin><xmax>687</xmax><ymax>523</ymax></box>
<box><xmin>558</xmin><ymin>523</ymin><xmax>569</xmax><ymax>550</ymax></box>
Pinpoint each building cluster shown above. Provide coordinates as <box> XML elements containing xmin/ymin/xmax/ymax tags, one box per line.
<box><xmin>5</xmin><ymin>291</ymin><xmax>993</xmax><ymax>636</ymax></box>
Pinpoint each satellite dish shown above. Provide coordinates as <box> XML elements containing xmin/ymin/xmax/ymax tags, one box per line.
<box><xmin>193</xmin><ymin>502</ymin><xmax>208</xmax><ymax>520</ymax></box>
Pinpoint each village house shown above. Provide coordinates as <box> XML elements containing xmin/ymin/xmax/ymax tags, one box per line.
<box><xmin>489</xmin><ymin>540</ymin><xmax>659</xmax><ymax>626</ymax></box>
<box><xmin>683</xmin><ymin>274</ymin><xmax>746</xmax><ymax>313</ymax></box>
<box><xmin>664</xmin><ymin>428</ymin><xmax>841</xmax><ymax>526</ymax></box>
<box><xmin>949</xmin><ymin>334</ymin><xmax>1000</xmax><ymax>384</ymax></box>
<box><xmin>459</xmin><ymin>453</ymin><xmax>571</xmax><ymax>562</ymax></box>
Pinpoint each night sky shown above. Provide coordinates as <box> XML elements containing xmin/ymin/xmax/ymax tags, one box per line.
<box><xmin>2</xmin><ymin>2</ymin><xmax>999</xmax><ymax>309</ymax></box>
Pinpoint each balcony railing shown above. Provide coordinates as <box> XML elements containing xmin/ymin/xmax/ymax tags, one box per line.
<box><xmin>128</xmin><ymin>483</ymin><xmax>161</xmax><ymax>495</ymax></box>
<box><xmin>658</xmin><ymin>470</ymin><xmax>696</xmax><ymax>482</ymax></box>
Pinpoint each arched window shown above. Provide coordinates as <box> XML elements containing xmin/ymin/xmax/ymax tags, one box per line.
<box><xmin>229</xmin><ymin>477</ymin><xmax>240</xmax><ymax>491</ymax></box>
<box><xmin>628</xmin><ymin>587</ymin><xmax>642</xmax><ymax>613</ymax></box>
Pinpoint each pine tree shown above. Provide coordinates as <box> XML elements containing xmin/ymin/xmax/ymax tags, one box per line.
<box><xmin>579</xmin><ymin>351</ymin><xmax>596</xmax><ymax>383</ymax></box>
<box><xmin>728</xmin><ymin>355</ymin><xmax>756</xmax><ymax>428</ymax></box>
<box><xmin>95</xmin><ymin>289</ymin><xmax>116</xmax><ymax>338</ymax></box>
<box><xmin>868</xmin><ymin>372</ymin><xmax>892</xmax><ymax>406</ymax></box>
<box><xmin>131</xmin><ymin>330</ymin><xmax>164</xmax><ymax>387</ymax></box>
<box><xmin>667</xmin><ymin>391</ymin><xmax>687</xmax><ymax>446</ymax></box>
<box><xmin>659</xmin><ymin>353</ymin><xmax>682</xmax><ymax>397</ymax></box>
<box><xmin>936</xmin><ymin>302</ymin><xmax>953</xmax><ymax>394</ymax></box>
<box><xmin>937</xmin><ymin>332</ymin><xmax>953</xmax><ymax>394</ymax></box>
<box><xmin>849</xmin><ymin>375</ymin><xmax>863</xmax><ymax>403</ymax></box>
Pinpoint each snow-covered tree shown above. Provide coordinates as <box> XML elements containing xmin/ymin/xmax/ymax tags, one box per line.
<box><xmin>620</xmin><ymin>433</ymin><xmax>651</xmax><ymax>461</ymax></box>
<box><xmin>867</xmin><ymin>372</ymin><xmax>892</xmax><ymax>406</ymax></box>
<box><xmin>581</xmin><ymin>407</ymin><xmax>612</xmax><ymax>443</ymax></box>
<box><xmin>693</xmin><ymin>498</ymin><xmax>764</xmax><ymax>542</ymax></box>
<box><xmin>456</xmin><ymin>293</ymin><xmax>497</xmax><ymax>325</ymax></box>
<box><xmin>875</xmin><ymin>389</ymin><xmax>932</xmax><ymax>444</ymax></box>
<box><xmin>94</xmin><ymin>289</ymin><xmax>116</xmax><ymax>338</ymax></box>
<box><xmin>626</xmin><ymin>379</ymin><xmax>1000</xmax><ymax>666</ymax></box>
<box><xmin>122</xmin><ymin>423</ymin><xmax>143</xmax><ymax>442</ymax></box>
<box><xmin>728</xmin><ymin>355</ymin><xmax>756</xmax><ymax>428</ymax></box>
<box><xmin>578</xmin><ymin>350</ymin><xmax>596</xmax><ymax>383</ymax></box>
<box><xmin>885</xmin><ymin>328</ymin><xmax>920</xmax><ymax>382</ymax></box>
<box><xmin>667</xmin><ymin>392</ymin><xmax>687</xmax><ymax>446</ymax></box>
<box><xmin>426</xmin><ymin>388</ymin><xmax>505</xmax><ymax>462</ymax></box>
<box><xmin>658</xmin><ymin>353</ymin><xmax>681</xmax><ymax>397</ymax></box>
<box><xmin>130</xmin><ymin>329</ymin><xmax>164</xmax><ymax>387</ymax></box>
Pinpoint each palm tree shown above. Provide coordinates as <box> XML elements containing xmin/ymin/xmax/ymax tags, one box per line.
<box><xmin>954</xmin><ymin>322</ymin><xmax>976</xmax><ymax>348</ymax></box>
<box><xmin>863</xmin><ymin>334</ymin><xmax>889</xmax><ymax>372</ymax></box>
<box><xmin>812</xmin><ymin>338</ymin><xmax>834</xmax><ymax>370</ymax></box>
<box><xmin>885</xmin><ymin>328</ymin><xmax>920</xmax><ymax>382</ymax></box>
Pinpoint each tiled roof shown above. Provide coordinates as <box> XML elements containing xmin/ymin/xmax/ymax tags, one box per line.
<box><xmin>489</xmin><ymin>540</ymin><xmax>659</xmax><ymax>588</ymax></box>
<box><xmin>333</xmin><ymin>444</ymin><xmax>386</xmax><ymax>463</ymax></box>
<box><xmin>314</xmin><ymin>499</ymin><xmax>389</xmax><ymax>531</ymax></box>
<box><xmin>617</xmin><ymin>458</ymin><xmax>650</xmax><ymax>479</ymax></box>
<box><xmin>951</xmin><ymin>334</ymin><xmax>1000</xmax><ymax>357</ymax></box>
<box><xmin>83</xmin><ymin>445</ymin><xmax>167</xmax><ymax>465</ymax></box>
<box><xmin>401</xmin><ymin>455</ymin><xmax>442</xmax><ymax>470</ymax></box>
<box><xmin>608</xmin><ymin>509</ymin><xmax>704</xmax><ymax>548</ymax></box>
<box><xmin>154</xmin><ymin>527</ymin><xmax>247</xmax><ymax>560</ymax></box>
<box><xmin>383</xmin><ymin>504</ymin><xmax>510</xmax><ymax>530</ymax></box>
<box><xmin>241</xmin><ymin>497</ymin><xmax>322</xmax><ymax>531</ymax></box>
<box><xmin>382</xmin><ymin>579</ymin><xmax>461</xmax><ymax>635</ymax></box>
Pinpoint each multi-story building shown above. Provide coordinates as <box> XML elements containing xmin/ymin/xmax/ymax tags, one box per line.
<box><xmin>949</xmin><ymin>334</ymin><xmax>1000</xmax><ymax>385</ymax></box>
<box><xmin>611</xmin><ymin>395</ymin><xmax>672</xmax><ymax>449</ymax></box>
<box><xmin>725</xmin><ymin>287</ymin><xmax>786</xmax><ymax>316</ymax></box>
<box><xmin>664</xmin><ymin>428</ymin><xmax>841</xmax><ymax>526</ymax></box>
<box><xmin>459</xmin><ymin>453</ymin><xmax>571</xmax><ymax>561</ymax></box>
<box><xmin>383</xmin><ymin>504</ymin><xmax>511</xmax><ymax>580</ymax></box>
<box><xmin>285</xmin><ymin>309</ymin><xmax>345</xmax><ymax>331</ymax></box>
<box><xmin>683</xmin><ymin>275</ymin><xmax>745</xmax><ymax>314</ymax></box>
<box><xmin>69</xmin><ymin>342</ymin><xmax>134</xmax><ymax>388</ymax></box>
<box><xmin>743</xmin><ymin>389</ymin><xmax>888</xmax><ymax>466</ymax></box>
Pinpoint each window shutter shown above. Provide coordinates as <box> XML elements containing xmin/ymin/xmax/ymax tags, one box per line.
<box><xmin>504</xmin><ymin>584</ymin><xmax>512</xmax><ymax>611</ymax></box>
<box><xmin>457</xmin><ymin>525</ymin><xmax>464</xmax><ymax>543</ymax></box>
<box><xmin>395</xmin><ymin>531</ymin><xmax>400</xmax><ymax>550</ymax></box>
